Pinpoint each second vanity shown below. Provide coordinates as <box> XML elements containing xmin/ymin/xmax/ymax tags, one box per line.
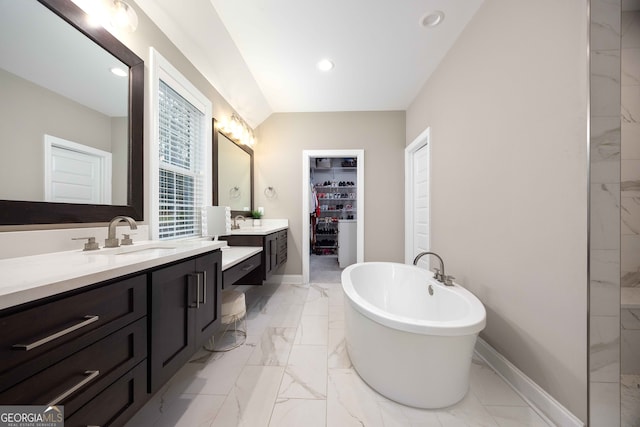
<box><xmin>221</xmin><ymin>219</ymin><xmax>289</xmax><ymax>284</ymax></box>
<box><xmin>0</xmin><ymin>225</ymin><xmax>286</xmax><ymax>427</ymax></box>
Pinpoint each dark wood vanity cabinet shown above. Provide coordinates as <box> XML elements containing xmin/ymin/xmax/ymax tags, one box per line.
<box><xmin>0</xmin><ymin>274</ymin><xmax>148</xmax><ymax>427</ymax></box>
<box><xmin>222</xmin><ymin>229</ymin><xmax>288</xmax><ymax>283</ymax></box>
<box><xmin>149</xmin><ymin>251</ymin><xmax>222</xmax><ymax>392</ymax></box>
<box><xmin>222</xmin><ymin>252</ymin><xmax>262</xmax><ymax>289</ymax></box>
<box><xmin>0</xmin><ymin>248</ymin><xmax>224</xmax><ymax>426</ymax></box>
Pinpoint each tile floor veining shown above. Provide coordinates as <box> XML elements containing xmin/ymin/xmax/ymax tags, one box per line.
<box><xmin>126</xmin><ymin>261</ymin><xmax>552</xmax><ymax>427</ymax></box>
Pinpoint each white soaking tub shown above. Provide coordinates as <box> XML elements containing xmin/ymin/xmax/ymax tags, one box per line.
<box><xmin>341</xmin><ymin>262</ymin><xmax>486</xmax><ymax>408</ymax></box>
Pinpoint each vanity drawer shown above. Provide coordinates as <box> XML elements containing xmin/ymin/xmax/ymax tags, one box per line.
<box><xmin>277</xmin><ymin>230</ymin><xmax>287</xmax><ymax>264</ymax></box>
<box><xmin>0</xmin><ymin>317</ymin><xmax>147</xmax><ymax>416</ymax></box>
<box><xmin>0</xmin><ymin>274</ymin><xmax>147</xmax><ymax>389</ymax></box>
<box><xmin>222</xmin><ymin>234</ymin><xmax>263</xmax><ymax>247</ymax></box>
<box><xmin>223</xmin><ymin>253</ymin><xmax>262</xmax><ymax>287</ymax></box>
<box><xmin>277</xmin><ymin>230</ymin><xmax>287</xmax><ymax>250</ymax></box>
<box><xmin>64</xmin><ymin>361</ymin><xmax>147</xmax><ymax>427</ymax></box>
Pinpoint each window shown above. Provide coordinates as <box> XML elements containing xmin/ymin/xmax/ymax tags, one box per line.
<box><xmin>150</xmin><ymin>48</ymin><xmax>212</xmax><ymax>240</ymax></box>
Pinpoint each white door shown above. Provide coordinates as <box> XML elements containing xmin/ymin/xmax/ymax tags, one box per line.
<box><xmin>405</xmin><ymin>128</ymin><xmax>430</xmax><ymax>268</ymax></box>
<box><xmin>412</xmin><ymin>143</ymin><xmax>430</xmax><ymax>267</ymax></box>
<box><xmin>44</xmin><ymin>135</ymin><xmax>112</xmax><ymax>204</ymax></box>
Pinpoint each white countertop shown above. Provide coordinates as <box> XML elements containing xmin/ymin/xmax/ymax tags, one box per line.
<box><xmin>0</xmin><ymin>239</ymin><xmax>226</xmax><ymax>311</ymax></box>
<box><xmin>221</xmin><ymin>246</ymin><xmax>262</xmax><ymax>271</ymax></box>
<box><xmin>229</xmin><ymin>219</ymin><xmax>288</xmax><ymax>236</ymax></box>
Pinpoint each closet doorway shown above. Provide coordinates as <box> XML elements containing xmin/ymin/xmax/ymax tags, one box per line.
<box><xmin>302</xmin><ymin>150</ymin><xmax>364</xmax><ymax>284</ymax></box>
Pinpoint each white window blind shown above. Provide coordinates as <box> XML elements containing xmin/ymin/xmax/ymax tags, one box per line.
<box><xmin>157</xmin><ymin>79</ymin><xmax>206</xmax><ymax>240</ymax></box>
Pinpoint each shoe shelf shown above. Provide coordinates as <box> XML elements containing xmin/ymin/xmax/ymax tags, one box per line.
<box><xmin>311</xmin><ymin>158</ymin><xmax>357</xmax><ymax>256</ymax></box>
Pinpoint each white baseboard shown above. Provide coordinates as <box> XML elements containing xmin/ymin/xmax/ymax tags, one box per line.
<box><xmin>474</xmin><ymin>338</ymin><xmax>585</xmax><ymax>427</ymax></box>
<box><xmin>264</xmin><ymin>274</ymin><xmax>303</xmax><ymax>285</ymax></box>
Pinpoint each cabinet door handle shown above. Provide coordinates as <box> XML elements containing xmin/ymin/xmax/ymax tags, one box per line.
<box><xmin>12</xmin><ymin>315</ymin><xmax>99</xmax><ymax>351</ymax></box>
<box><xmin>241</xmin><ymin>264</ymin><xmax>255</xmax><ymax>272</ymax></box>
<box><xmin>201</xmin><ymin>271</ymin><xmax>207</xmax><ymax>305</ymax></box>
<box><xmin>47</xmin><ymin>370</ymin><xmax>100</xmax><ymax>406</ymax></box>
<box><xmin>189</xmin><ymin>273</ymin><xmax>200</xmax><ymax>309</ymax></box>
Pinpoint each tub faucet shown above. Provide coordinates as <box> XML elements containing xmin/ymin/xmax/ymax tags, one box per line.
<box><xmin>413</xmin><ymin>251</ymin><xmax>454</xmax><ymax>286</ymax></box>
<box><xmin>231</xmin><ymin>215</ymin><xmax>245</xmax><ymax>230</ymax></box>
<box><xmin>105</xmin><ymin>215</ymin><xmax>138</xmax><ymax>248</ymax></box>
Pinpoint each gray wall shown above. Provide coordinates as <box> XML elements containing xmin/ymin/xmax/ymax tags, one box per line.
<box><xmin>406</xmin><ymin>0</ymin><xmax>588</xmax><ymax>421</ymax></box>
<box><xmin>255</xmin><ymin>111</ymin><xmax>406</xmax><ymax>275</ymax></box>
<box><xmin>0</xmin><ymin>68</ymin><xmax>113</xmax><ymax>201</ymax></box>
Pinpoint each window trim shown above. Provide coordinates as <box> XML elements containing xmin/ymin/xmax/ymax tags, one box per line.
<box><xmin>149</xmin><ymin>47</ymin><xmax>212</xmax><ymax>240</ymax></box>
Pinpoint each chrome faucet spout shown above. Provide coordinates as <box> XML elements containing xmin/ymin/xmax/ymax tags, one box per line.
<box><xmin>105</xmin><ymin>215</ymin><xmax>138</xmax><ymax>248</ymax></box>
<box><xmin>231</xmin><ymin>215</ymin><xmax>245</xmax><ymax>230</ymax></box>
<box><xmin>413</xmin><ymin>251</ymin><xmax>454</xmax><ymax>286</ymax></box>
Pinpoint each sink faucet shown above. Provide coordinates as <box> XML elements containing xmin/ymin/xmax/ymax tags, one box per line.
<box><xmin>231</xmin><ymin>215</ymin><xmax>245</xmax><ymax>230</ymax></box>
<box><xmin>105</xmin><ymin>215</ymin><xmax>138</xmax><ymax>248</ymax></box>
<box><xmin>413</xmin><ymin>251</ymin><xmax>454</xmax><ymax>286</ymax></box>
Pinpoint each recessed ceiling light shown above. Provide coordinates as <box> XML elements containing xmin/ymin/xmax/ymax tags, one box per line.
<box><xmin>317</xmin><ymin>59</ymin><xmax>334</xmax><ymax>72</ymax></box>
<box><xmin>420</xmin><ymin>11</ymin><xmax>445</xmax><ymax>28</ymax></box>
<box><xmin>110</xmin><ymin>67</ymin><xmax>128</xmax><ymax>77</ymax></box>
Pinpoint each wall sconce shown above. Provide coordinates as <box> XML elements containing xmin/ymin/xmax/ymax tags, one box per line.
<box><xmin>218</xmin><ymin>113</ymin><xmax>257</xmax><ymax>147</ymax></box>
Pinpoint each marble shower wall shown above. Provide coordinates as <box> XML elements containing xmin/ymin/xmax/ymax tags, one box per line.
<box><xmin>621</xmin><ymin>10</ymin><xmax>640</xmax><ymax>378</ymax></box>
<box><xmin>622</xmin><ymin>11</ymin><xmax>640</xmax><ymax>289</ymax></box>
<box><xmin>590</xmin><ymin>0</ymin><xmax>621</xmax><ymax>425</ymax></box>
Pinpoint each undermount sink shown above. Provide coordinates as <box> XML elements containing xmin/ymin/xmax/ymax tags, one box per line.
<box><xmin>86</xmin><ymin>242</ymin><xmax>177</xmax><ymax>255</ymax></box>
<box><xmin>115</xmin><ymin>246</ymin><xmax>177</xmax><ymax>255</ymax></box>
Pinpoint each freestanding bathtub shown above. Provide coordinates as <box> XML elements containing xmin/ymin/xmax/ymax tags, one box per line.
<box><xmin>341</xmin><ymin>262</ymin><xmax>486</xmax><ymax>409</ymax></box>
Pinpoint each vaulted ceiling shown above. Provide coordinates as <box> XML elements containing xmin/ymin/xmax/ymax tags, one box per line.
<box><xmin>135</xmin><ymin>0</ymin><xmax>484</xmax><ymax>127</ymax></box>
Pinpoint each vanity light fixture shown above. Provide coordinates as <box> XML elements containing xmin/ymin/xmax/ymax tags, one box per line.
<box><xmin>71</xmin><ymin>0</ymin><xmax>138</xmax><ymax>32</ymax></box>
<box><xmin>420</xmin><ymin>10</ymin><xmax>445</xmax><ymax>28</ymax></box>
<box><xmin>219</xmin><ymin>113</ymin><xmax>257</xmax><ymax>147</ymax></box>
<box><xmin>317</xmin><ymin>59</ymin><xmax>335</xmax><ymax>72</ymax></box>
<box><xmin>111</xmin><ymin>0</ymin><xmax>138</xmax><ymax>32</ymax></box>
<box><xmin>110</xmin><ymin>67</ymin><xmax>128</xmax><ymax>77</ymax></box>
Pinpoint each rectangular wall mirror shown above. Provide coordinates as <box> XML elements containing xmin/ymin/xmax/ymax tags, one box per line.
<box><xmin>213</xmin><ymin>118</ymin><xmax>253</xmax><ymax>216</ymax></box>
<box><xmin>0</xmin><ymin>0</ymin><xmax>144</xmax><ymax>225</ymax></box>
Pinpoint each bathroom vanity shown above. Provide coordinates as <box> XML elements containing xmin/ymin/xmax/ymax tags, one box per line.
<box><xmin>221</xmin><ymin>222</ymin><xmax>288</xmax><ymax>284</ymax></box>
<box><xmin>0</xmin><ymin>240</ymin><xmax>229</xmax><ymax>426</ymax></box>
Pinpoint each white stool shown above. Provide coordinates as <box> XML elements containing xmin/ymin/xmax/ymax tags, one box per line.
<box><xmin>208</xmin><ymin>290</ymin><xmax>247</xmax><ymax>352</ymax></box>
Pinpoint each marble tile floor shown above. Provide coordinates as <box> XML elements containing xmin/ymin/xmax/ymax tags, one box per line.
<box><xmin>622</xmin><ymin>374</ymin><xmax>640</xmax><ymax>427</ymax></box>
<box><xmin>125</xmin><ymin>280</ymin><xmax>552</xmax><ymax>427</ymax></box>
<box><xmin>310</xmin><ymin>254</ymin><xmax>343</xmax><ymax>283</ymax></box>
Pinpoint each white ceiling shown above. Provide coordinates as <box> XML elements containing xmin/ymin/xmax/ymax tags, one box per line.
<box><xmin>135</xmin><ymin>0</ymin><xmax>484</xmax><ymax>127</ymax></box>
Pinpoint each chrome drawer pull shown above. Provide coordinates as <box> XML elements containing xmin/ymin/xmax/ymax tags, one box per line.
<box><xmin>13</xmin><ymin>315</ymin><xmax>99</xmax><ymax>351</ymax></box>
<box><xmin>241</xmin><ymin>264</ymin><xmax>255</xmax><ymax>272</ymax></box>
<box><xmin>189</xmin><ymin>273</ymin><xmax>200</xmax><ymax>309</ymax></box>
<box><xmin>47</xmin><ymin>370</ymin><xmax>100</xmax><ymax>406</ymax></box>
<box><xmin>201</xmin><ymin>271</ymin><xmax>207</xmax><ymax>305</ymax></box>
<box><xmin>196</xmin><ymin>273</ymin><xmax>200</xmax><ymax>309</ymax></box>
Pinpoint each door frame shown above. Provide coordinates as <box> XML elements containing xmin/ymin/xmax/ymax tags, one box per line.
<box><xmin>302</xmin><ymin>149</ymin><xmax>365</xmax><ymax>285</ymax></box>
<box><xmin>404</xmin><ymin>127</ymin><xmax>431</xmax><ymax>265</ymax></box>
<box><xmin>43</xmin><ymin>134</ymin><xmax>112</xmax><ymax>204</ymax></box>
